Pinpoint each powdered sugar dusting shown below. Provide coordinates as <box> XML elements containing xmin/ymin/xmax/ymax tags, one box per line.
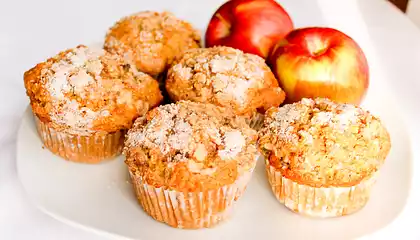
<box><xmin>210</xmin><ymin>57</ymin><xmax>236</xmax><ymax>73</ymax></box>
<box><xmin>104</xmin><ymin>11</ymin><xmax>201</xmax><ymax>76</ymax></box>
<box><xmin>173</xmin><ymin>64</ymin><xmax>192</xmax><ymax>80</ymax></box>
<box><xmin>273</xmin><ymin>103</ymin><xmax>303</xmax><ymax>123</ymax></box>
<box><xmin>262</xmin><ymin>98</ymin><xmax>365</xmax><ymax>144</ymax></box>
<box><xmin>46</xmin><ymin>46</ymin><xmax>104</xmax><ymax>97</ymax></box>
<box><xmin>168</xmin><ymin>121</ymin><xmax>193</xmax><ymax>151</ymax></box>
<box><xmin>26</xmin><ymin>43</ymin><xmax>161</xmax><ymax>136</ymax></box>
<box><xmin>125</xmin><ymin>101</ymin><xmax>255</xmax><ymax>173</ymax></box>
<box><xmin>42</xmin><ymin>46</ymin><xmax>107</xmax><ymax>134</ymax></box>
<box><xmin>59</xmin><ymin>100</ymin><xmax>98</xmax><ymax>130</ymax></box>
<box><xmin>169</xmin><ymin>46</ymin><xmax>269</xmax><ymax>106</ymax></box>
<box><xmin>259</xmin><ymin>98</ymin><xmax>390</xmax><ymax>187</ymax></box>
<box><xmin>311</xmin><ymin>112</ymin><xmax>334</xmax><ymax>125</ymax></box>
<box><xmin>218</xmin><ymin>130</ymin><xmax>246</xmax><ymax>160</ymax></box>
<box><xmin>69</xmin><ymin>71</ymin><xmax>94</xmax><ymax>93</ymax></box>
<box><xmin>335</xmin><ymin>105</ymin><xmax>361</xmax><ymax>131</ymax></box>
<box><xmin>212</xmin><ymin>74</ymin><xmax>253</xmax><ymax>104</ymax></box>
<box><xmin>125</xmin><ymin>103</ymin><xmax>188</xmax><ymax>154</ymax></box>
<box><xmin>86</xmin><ymin>59</ymin><xmax>103</xmax><ymax>76</ymax></box>
<box><xmin>49</xmin><ymin>63</ymin><xmax>72</xmax><ymax>99</ymax></box>
<box><xmin>265</xmin><ymin>103</ymin><xmax>304</xmax><ymax>143</ymax></box>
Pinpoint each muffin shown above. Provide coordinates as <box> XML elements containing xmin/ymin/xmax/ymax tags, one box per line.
<box><xmin>104</xmin><ymin>11</ymin><xmax>201</xmax><ymax>79</ymax></box>
<box><xmin>24</xmin><ymin>45</ymin><xmax>163</xmax><ymax>163</ymax></box>
<box><xmin>258</xmin><ymin>98</ymin><xmax>391</xmax><ymax>217</ymax></box>
<box><xmin>165</xmin><ymin>46</ymin><xmax>286</xmax><ymax>129</ymax></box>
<box><xmin>124</xmin><ymin>100</ymin><xmax>258</xmax><ymax>228</ymax></box>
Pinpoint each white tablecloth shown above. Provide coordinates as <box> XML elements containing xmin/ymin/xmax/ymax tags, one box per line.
<box><xmin>1</xmin><ymin>0</ymin><xmax>420</xmax><ymax>239</ymax></box>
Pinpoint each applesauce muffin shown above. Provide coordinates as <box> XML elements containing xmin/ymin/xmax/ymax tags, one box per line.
<box><xmin>258</xmin><ymin>98</ymin><xmax>391</xmax><ymax>217</ymax></box>
<box><xmin>165</xmin><ymin>46</ymin><xmax>286</xmax><ymax>129</ymax></box>
<box><xmin>124</xmin><ymin>100</ymin><xmax>258</xmax><ymax>229</ymax></box>
<box><xmin>104</xmin><ymin>11</ymin><xmax>201</xmax><ymax>79</ymax></box>
<box><xmin>24</xmin><ymin>45</ymin><xmax>163</xmax><ymax>163</ymax></box>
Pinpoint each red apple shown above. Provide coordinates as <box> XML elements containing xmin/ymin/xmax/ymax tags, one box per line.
<box><xmin>269</xmin><ymin>27</ymin><xmax>369</xmax><ymax>105</ymax></box>
<box><xmin>205</xmin><ymin>0</ymin><xmax>294</xmax><ymax>59</ymax></box>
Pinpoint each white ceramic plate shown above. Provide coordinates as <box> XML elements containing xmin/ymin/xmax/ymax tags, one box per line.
<box><xmin>17</xmin><ymin>83</ymin><xmax>411</xmax><ymax>240</ymax></box>
<box><xmin>15</xmin><ymin>0</ymin><xmax>418</xmax><ymax>239</ymax></box>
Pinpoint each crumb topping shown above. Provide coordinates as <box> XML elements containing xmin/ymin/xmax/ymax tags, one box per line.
<box><xmin>125</xmin><ymin>101</ymin><xmax>254</xmax><ymax>160</ymax></box>
<box><xmin>44</xmin><ymin>46</ymin><xmax>106</xmax><ymax>131</ymax></box>
<box><xmin>166</xmin><ymin>46</ymin><xmax>286</xmax><ymax>116</ymax></box>
<box><xmin>24</xmin><ymin>45</ymin><xmax>163</xmax><ymax>135</ymax></box>
<box><xmin>218</xmin><ymin>130</ymin><xmax>246</xmax><ymax>160</ymax></box>
<box><xmin>258</xmin><ymin>98</ymin><xmax>391</xmax><ymax>187</ymax></box>
<box><xmin>104</xmin><ymin>11</ymin><xmax>201</xmax><ymax>77</ymax></box>
<box><xmin>124</xmin><ymin>101</ymin><xmax>258</xmax><ymax>190</ymax></box>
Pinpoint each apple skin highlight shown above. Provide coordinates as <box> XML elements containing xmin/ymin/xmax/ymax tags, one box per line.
<box><xmin>269</xmin><ymin>27</ymin><xmax>369</xmax><ymax>105</ymax></box>
<box><xmin>205</xmin><ymin>0</ymin><xmax>294</xmax><ymax>59</ymax></box>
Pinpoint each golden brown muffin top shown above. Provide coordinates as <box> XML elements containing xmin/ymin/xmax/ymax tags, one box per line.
<box><xmin>24</xmin><ymin>45</ymin><xmax>163</xmax><ymax>135</ymax></box>
<box><xmin>258</xmin><ymin>98</ymin><xmax>391</xmax><ymax>188</ymax></box>
<box><xmin>104</xmin><ymin>11</ymin><xmax>201</xmax><ymax>77</ymax></box>
<box><xmin>124</xmin><ymin>100</ymin><xmax>258</xmax><ymax>191</ymax></box>
<box><xmin>165</xmin><ymin>46</ymin><xmax>286</xmax><ymax>118</ymax></box>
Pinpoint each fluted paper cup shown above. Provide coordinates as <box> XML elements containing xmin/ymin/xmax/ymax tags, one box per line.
<box><xmin>34</xmin><ymin>116</ymin><xmax>124</xmax><ymax>163</ymax></box>
<box><xmin>129</xmin><ymin>170</ymin><xmax>254</xmax><ymax>229</ymax></box>
<box><xmin>265</xmin><ymin>161</ymin><xmax>378</xmax><ymax>217</ymax></box>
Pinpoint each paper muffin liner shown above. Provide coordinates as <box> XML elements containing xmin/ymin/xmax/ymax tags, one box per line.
<box><xmin>265</xmin><ymin>162</ymin><xmax>378</xmax><ymax>217</ymax></box>
<box><xmin>34</xmin><ymin>115</ymin><xmax>125</xmax><ymax>163</ymax></box>
<box><xmin>129</xmin><ymin>169</ymin><xmax>254</xmax><ymax>229</ymax></box>
<box><xmin>246</xmin><ymin>112</ymin><xmax>265</xmax><ymax>130</ymax></box>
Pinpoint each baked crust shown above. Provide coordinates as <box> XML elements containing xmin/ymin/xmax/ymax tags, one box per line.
<box><xmin>24</xmin><ymin>45</ymin><xmax>163</xmax><ymax>135</ymax></box>
<box><xmin>104</xmin><ymin>11</ymin><xmax>201</xmax><ymax>77</ymax></box>
<box><xmin>165</xmin><ymin>46</ymin><xmax>286</xmax><ymax>118</ymax></box>
<box><xmin>258</xmin><ymin>98</ymin><xmax>391</xmax><ymax>188</ymax></box>
<box><xmin>124</xmin><ymin>100</ymin><xmax>258</xmax><ymax>191</ymax></box>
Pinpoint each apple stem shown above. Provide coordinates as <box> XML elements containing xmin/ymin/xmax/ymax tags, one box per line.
<box><xmin>312</xmin><ymin>47</ymin><xmax>327</xmax><ymax>56</ymax></box>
